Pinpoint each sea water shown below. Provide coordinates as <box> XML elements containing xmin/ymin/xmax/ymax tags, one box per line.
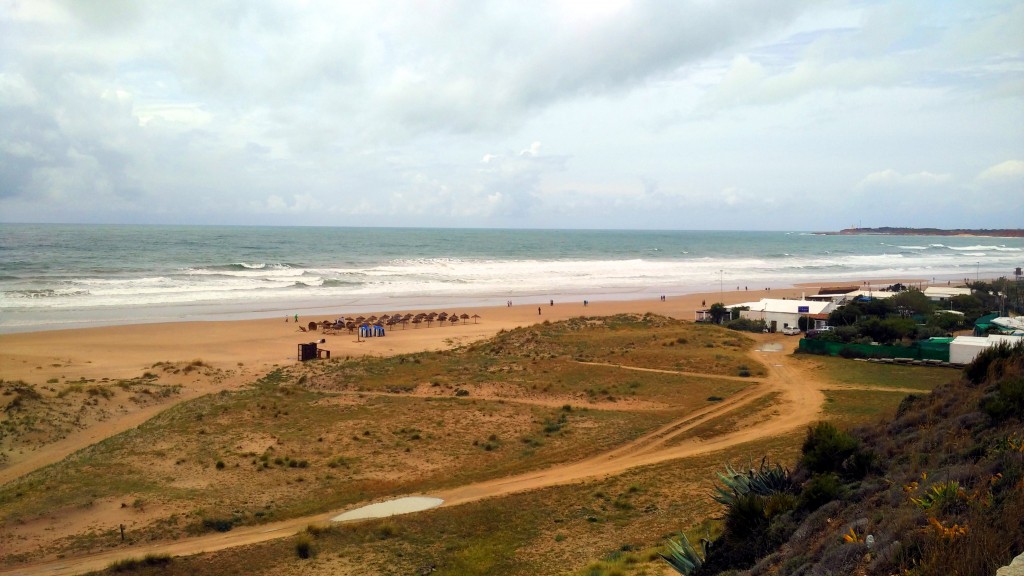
<box><xmin>1</xmin><ymin>224</ymin><xmax>1021</xmax><ymax>333</ymax></box>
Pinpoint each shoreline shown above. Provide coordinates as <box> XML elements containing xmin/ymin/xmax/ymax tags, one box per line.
<box><xmin>0</xmin><ymin>274</ymin><xmax>974</xmax><ymax>336</ymax></box>
<box><xmin>0</xmin><ymin>277</ymin><xmax>936</xmax><ymax>385</ymax></box>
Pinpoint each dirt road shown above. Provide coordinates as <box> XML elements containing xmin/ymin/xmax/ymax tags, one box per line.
<box><xmin>0</xmin><ymin>334</ymin><xmax>828</xmax><ymax>576</ymax></box>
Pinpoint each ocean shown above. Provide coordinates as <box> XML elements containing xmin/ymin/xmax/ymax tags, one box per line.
<box><xmin>1</xmin><ymin>224</ymin><xmax>1022</xmax><ymax>333</ymax></box>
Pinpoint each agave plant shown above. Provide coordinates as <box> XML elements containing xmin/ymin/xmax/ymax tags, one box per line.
<box><xmin>661</xmin><ymin>531</ymin><xmax>708</xmax><ymax>575</ymax></box>
<box><xmin>911</xmin><ymin>480</ymin><xmax>966</xmax><ymax>513</ymax></box>
<box><xmin>713</xmin><ymin>456</ymin><xmax>794</xmax><ymax>507</ymax></box>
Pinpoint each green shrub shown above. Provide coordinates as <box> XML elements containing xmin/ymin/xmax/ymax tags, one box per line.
<box><xmin>109</xmin><ymin>554</ymin><xmax>172</xmax><ymax>572</ymax></box>
<box><xmin>801</xmin><ymin>422</ymin><xmax>859</xmax><ymax>476</ymax></box>
<box><xmin>295</xmin><ymin>534</ymin><xmax>314</xmax><ymax>559</ymax></box>
<box><xmin>201</xmin><ymin>517</ymin><xmax>235</xmax><ymax>532</ymax></box>
<box><xmin>981</xmin><ymin>376</ymin><xmax>1024</xmax><ymax>421</ymax></box>
<box><xmin>798</xmin><ymin>473</ymin><xmax>847</xmax><ymax>511</ymax></box>
<box><xmin>726</xmin><ymin>318</ymin><xmax>767</xmax><ymax>333</ymax></box>
<box><xmin>965</xmin><ymin>341</ymin><xmax>1024</xmax><ymax>385</ymax></box>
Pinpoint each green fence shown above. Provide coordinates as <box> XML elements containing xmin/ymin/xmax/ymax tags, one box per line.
<box><xmin>798</xmin><ymin>338</ymin><xmax>950</xmax><ymax>362</ymax></box>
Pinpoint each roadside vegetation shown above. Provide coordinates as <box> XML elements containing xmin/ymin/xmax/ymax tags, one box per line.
<box><xmin>661</xmin><ymin>341</ymin><xmax>1024</xmax><ymax>576</ymax></box>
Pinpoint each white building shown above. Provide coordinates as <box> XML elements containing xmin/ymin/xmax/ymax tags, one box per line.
<box><xmin>924</xmin><ymin>286</ymin><xmax>973</xmax><ymax>301</ymax></box>
<box><xmin>806</xmin><ymin>288</ymin><xmax>899</xmax><ymax>304</ymax></box>
<box><xmin>729</xmin><ymin>299</ymin><xmax>835</xmax><ymax>333</ymax></box>
<box><xmin>949</xmin><ymin>334</ymin><xmax>1024</xmax><ymax>365</ymax></box>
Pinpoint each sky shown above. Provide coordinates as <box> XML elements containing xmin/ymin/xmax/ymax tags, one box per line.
<box><xmin>1</xmin><ymin>0</ymin><xmax>1022</xmax><ymax>230</ymax></box>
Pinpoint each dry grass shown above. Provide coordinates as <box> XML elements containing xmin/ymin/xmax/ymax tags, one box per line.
<box><xmin>0</xmin><ymin>316</ymin><xmax>763</xmax><ymax>564</ymax></box>
<box><xmin>82</xmin><ymin>432</ymin><xmax>804</xmax><ymax>576</ymax></box>
<box><xmin>3</xmin><ymin>314</ymin><xmax>953</xmax><ymax>575</ymax></box>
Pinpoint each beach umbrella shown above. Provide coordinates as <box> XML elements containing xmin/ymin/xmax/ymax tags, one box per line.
<box><xmin>472</xmin><ymin>314</ymin><xmax>480</xmax><ymax>324</ymax></box>
<box><xmin>449</xmin><ymin>316</ymin><xmax>459</xmax><ymax>326</ymax></box>
<box><xmin>355</xmin><ymin>316</ymin><xmax>366</xmax><ymax>323</ymax></box>
<box><xmin>412</xmin><ymin>318</ymin><xmax>422</xmax><ymax>328</ymax></box>
<box><xmin>460</xmin><ymin>313</ymin><xmax>470</xmax><ymax>324</ymax></box>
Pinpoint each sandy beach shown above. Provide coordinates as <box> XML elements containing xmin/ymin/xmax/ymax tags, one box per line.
<box><xmin>0</xmin><ymin>285</ymin><xmax>834</xmax><ymax>478</ymax></box>
<box><xmin>0</xmin><ymin>279</ymin><xmax>915</xmax><ymax>477</ymax></box>
<box><xmin>0</xmin><ymin>285</ymin><xmax>840</xmax><ymax>385</ymax></box>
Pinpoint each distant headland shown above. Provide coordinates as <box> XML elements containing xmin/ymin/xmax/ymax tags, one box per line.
<box><xmin>820</xmin><ymin>227</ymin><xmax>1024</xmax><ymax>238</ymax></box>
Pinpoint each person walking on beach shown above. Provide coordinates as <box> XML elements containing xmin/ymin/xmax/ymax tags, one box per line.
<box><xmin>538</xmin><ymin>307</ymin><xmax>541</xmax><ymax>315</ymax></box>
<box><xmin>294</xmin><ymin>314</ymin><xmax>298</xmax><ymax>323</ymax></box>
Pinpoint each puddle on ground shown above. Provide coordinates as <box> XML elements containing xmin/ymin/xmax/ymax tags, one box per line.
<box><xmin>331</xmin><ymin>496</ymin><xmax>444</xmax><ymax>522</ymax></box>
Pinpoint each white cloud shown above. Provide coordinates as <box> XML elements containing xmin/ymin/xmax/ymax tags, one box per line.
<box><xmin>519</xmin><ymin>142</ymin><xmax>542</xmax><ymax>157</ymax></box>
<box><xmin>250</xmin><ymin>193</ymin><xmax>321</xmax><ymax>214</ymax></box>
<box><xmin>977</xmin><ymin>159</ymin><xmax>1024</xmax><ymax>182</ymax></box>
<box><xmin>856</xmin><ymin>169</ymin><xmax>953</xmax><ymax>190</ymax></box>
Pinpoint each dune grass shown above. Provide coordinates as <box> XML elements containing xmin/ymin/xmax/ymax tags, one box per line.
<box><xmin>3</xmin><ymin>314</ymin><xmax>944</xmax><ymax>573</ymax></box>
<box><xmin>0</xmin><ymin>315</ymin><xmax>762</xmax><ymax>560</ymax></box>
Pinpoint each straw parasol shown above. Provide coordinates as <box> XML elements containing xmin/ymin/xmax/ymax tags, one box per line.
<box><xmin>471</xmin><ymin>314</ymin><xmax>481</xmax><ymax>324</ymax></box>
<box><xmin>460</xmin><ymin>313</ymin><xmax>470</xmax><ymax>324</ymax></box>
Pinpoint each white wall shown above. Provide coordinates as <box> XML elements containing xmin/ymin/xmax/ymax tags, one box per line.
<box><xmin>950</xmin><ymin>335</ymin><xmax>1024</xmax><ymax>364</ymax></box>
<box><xmin>739</xmin><ymin>310</ymin><xmax>801</xmax><ymax>331</ymax></box>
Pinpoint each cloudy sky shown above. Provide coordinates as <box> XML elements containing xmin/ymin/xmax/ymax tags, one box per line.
<box><xmin>1</xmin><ymin>0</ymin><xmax>1022</xmax><ymax>230</ymax></box>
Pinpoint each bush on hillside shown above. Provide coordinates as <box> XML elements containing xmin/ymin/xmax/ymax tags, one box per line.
<box><xmin>965</xmin><ymin>340</ymin><xmax>1024</xmax><ymax>385</ymax></box>
<box><xmin>801</xmin><ymin>422</ymin><xmax>863</xmax><ymax>478</ymax></box>
<box><xmin>981</xmin><ymin>376</ymin><xmax>1024</xmax><ymax>421</ymax></box>
<box><xmin>662</xmin><ymin>341</ymin><xmax>1024</xmax><ymax>576</ymax></box>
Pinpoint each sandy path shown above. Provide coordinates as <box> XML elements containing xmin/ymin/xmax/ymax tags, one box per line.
<box><xmin>0</xmin><ymin>334</ymin><xmax>827</xmax><ymax>576</ymax></box>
